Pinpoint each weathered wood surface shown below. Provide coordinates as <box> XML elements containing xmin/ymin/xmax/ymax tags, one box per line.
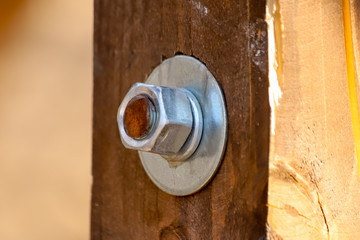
<box><xmin>267</xmin><ymin>1</ymin><xmax>360</xmax><ymax>239</ymax></box>
<box><xmin>92</xmin><ymin>0</ymin><xmax>269</xmax><ymax>239</ymax></box>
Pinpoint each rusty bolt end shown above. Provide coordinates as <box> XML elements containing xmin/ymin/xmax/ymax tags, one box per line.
<box><xmin>123</xmin><ymin>94</ymin><xmax>155</xmax><ymax>140</ymax></box>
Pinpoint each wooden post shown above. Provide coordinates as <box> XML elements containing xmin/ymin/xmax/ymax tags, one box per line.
<box><xmin>267</xmin><ymin>0</ymin><xmax>360</xmax><ymax>239</ymax></box>
<box><xmin>92</xmin><ymin>0</ymin><xmax>269</xmax><ymax>239</ymax></box>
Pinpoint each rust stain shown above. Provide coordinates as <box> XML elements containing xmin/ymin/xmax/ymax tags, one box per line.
<box><xmin>123</xmin><ymin>95</ymin><xmax>155</xmax><ymax>139</ymax></box>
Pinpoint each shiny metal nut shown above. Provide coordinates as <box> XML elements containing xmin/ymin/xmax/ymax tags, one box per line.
<box><xmin>118</xmin><ymin>83</ymin><xmax>201</xmax><ymax>159</ymax></box>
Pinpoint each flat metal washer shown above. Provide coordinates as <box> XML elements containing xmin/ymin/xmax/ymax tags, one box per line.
<box><xmin>139</xmin><ymin>55</ymin><xmax>227</xmax><ymax>196</ymax></box>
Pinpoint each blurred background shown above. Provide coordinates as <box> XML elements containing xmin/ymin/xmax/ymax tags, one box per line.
<box><xmin>0</xmin><ymin>0</ymin><xmax>92</xmax><ymax>239</ymax></box>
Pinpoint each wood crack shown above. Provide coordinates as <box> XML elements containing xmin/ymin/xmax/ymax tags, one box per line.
<box><xmin>315</xmin><ymin>185</ymin><xmax>330</xmax><ymax>239</ymax></box>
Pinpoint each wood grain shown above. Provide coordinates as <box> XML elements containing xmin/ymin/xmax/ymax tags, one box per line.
<box><xmin>267</xmin><ymin>0</ymin><xmax>360</xmax><ymax>239</ymax></box>
<box><xmin>92</xmin><ymin>0</ymin><xmax>269</xmax><ymax>239</ymax></box>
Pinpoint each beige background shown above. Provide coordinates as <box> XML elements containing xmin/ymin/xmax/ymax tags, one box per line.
<box><xmin>0</xmin><ymin>0</ymin><xmax>92</xmax><ymax>239</ymax></box>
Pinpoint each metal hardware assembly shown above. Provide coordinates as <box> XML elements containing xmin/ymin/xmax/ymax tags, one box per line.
<box><xmin>117</xmin><ymin>56</ymin><xmax>227</xmax><ymax>196</ymax></box>
<box><xmin>118</xmin><ymin>83</ymin><xmax>203</xmax><ymax>161</ymax></box>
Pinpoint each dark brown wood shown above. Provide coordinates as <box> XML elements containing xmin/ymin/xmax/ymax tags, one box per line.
<box><xmin>92</xmin><ymin>0</ymin><xmax>269</xmax><ymax>239</ymax></box>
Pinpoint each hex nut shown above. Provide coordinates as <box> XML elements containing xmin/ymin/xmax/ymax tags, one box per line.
<box><xmin>118</xmin><ymin>83</ymin><xmax>194</xmax><ymax>156</ymax></box>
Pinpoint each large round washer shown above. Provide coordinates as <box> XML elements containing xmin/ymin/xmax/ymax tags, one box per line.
<box><xmin>139</xmin><ymin>56</ymin><xmax>227</xmax><ymax>196</ymax></box>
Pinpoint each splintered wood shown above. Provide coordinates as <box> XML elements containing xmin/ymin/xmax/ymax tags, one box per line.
<box><xmin>267</xmin><ymin>0</ymin><xmax>360</xmax><ymax>239</ymax></box>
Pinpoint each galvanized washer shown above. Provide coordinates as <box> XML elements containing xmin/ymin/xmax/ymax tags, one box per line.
<box><xmin>139</xmin><ymin>55</ymin><xmax>227</xmax><ymax>196</ymax></box>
